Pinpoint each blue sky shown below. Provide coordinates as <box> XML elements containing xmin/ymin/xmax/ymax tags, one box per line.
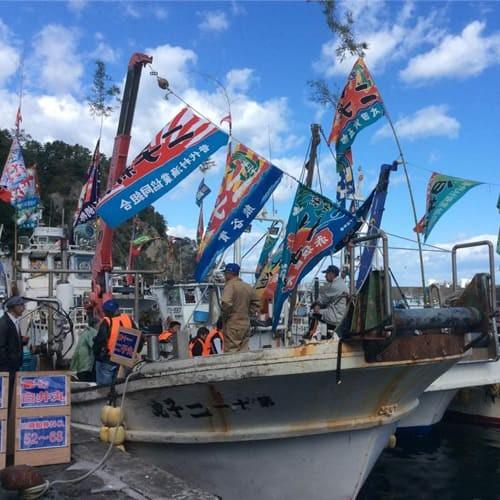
<box><xmin>0</xmin><ymin>0</ymin><xmax>498</xmax><ymax>285</ymax></box>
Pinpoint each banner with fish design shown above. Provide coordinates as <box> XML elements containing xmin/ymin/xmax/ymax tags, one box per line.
<box><xmin>272</xmin><ymin>184</ymin><xmax>374</xmax><ymax>330</ymax></box>
<box><xmin>97</xmin><ymin>107</ymin><xmax>229</xmax><ymax>228</ymax></box>
<box><xmin>328</xmin><ymin>58</ymin><xmax>384</xmax><ymax>207</ymax></box>
<box><xmin>195</xmin><ymin>178</ymin><xmax>211</xmax><ymax>207</ymax></box>
<box><xmin>73</xmin><ymin>140</ymin><xmax>101</xmax><ymax>229</ymax></box>
<box><xmin>415</xmin><ymin>172</ymin><xmax>481</xmax><ymax>241</ymax></box>
<box><xmin>328</xmin><ymin>57</ymin><xmax>385</xmax><ymax>153</ymax></box>
<box><xmin>195</xmin><ymin>143</ymin><xmax>283</xmax><ymax>282</ymax></box>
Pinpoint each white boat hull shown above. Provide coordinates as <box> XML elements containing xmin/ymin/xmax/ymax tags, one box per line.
<box><xmin>127</xmin><ymin>423</ymin><xmax>396</xmax><ymax>500</ymax></box>
<box><xmin>399</xmin><ymin>356</ymin><xmax>500</xmax><ymax>429</ymax></box>
<box><xmin>72</xmin><ymin>341</ymin><xmax>461</xmax><ymax>499</ymax></box>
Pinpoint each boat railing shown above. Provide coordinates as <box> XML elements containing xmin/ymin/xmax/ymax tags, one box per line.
<box><xmin>451</xmin><ymin>240</ymin><xmax>498</xmax><ymax>359</ymax></box>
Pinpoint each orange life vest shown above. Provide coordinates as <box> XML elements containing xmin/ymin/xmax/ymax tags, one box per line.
<box><xmin>204</xmin><ymin>328</ymin><xmax>224</xmax><ymax>355</ymax></box>
<box><xmin>103</xmin><ymin>314</ymin><xmax>133</xmax><ymax>353</ymax></box>
<box><xmin>189</xmin><ymin>337</ymin><xmax>205</xmax><ymax>358</ymax></box>
<box><xmin>158</xmin><ymin>330</ymin><xmax>174</xmax><ymax>342</ymax></box>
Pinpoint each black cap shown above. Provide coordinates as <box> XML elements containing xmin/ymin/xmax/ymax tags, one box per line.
<box><xmin>322</xmin><ymin>265</ymin><xmax>340</xmax><ymax>275</ymax></box>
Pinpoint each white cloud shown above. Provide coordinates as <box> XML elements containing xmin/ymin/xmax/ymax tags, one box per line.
<box><xmin>0</xmin><ymin>19</ymin><xmax>21</xmax><ymax>85</ymax></box>
<box><xmin>374</xmin><ymin>105</ymin><xmax>459</xmax><ymax>141</ymax></box>
<box><xmin>401</xmin><ymin>21</ymin><xmax>500</xmax><ymax>83</ymax></box>
<box><xmin>67</xmin><ymin>0</ymin><xmax>87</xmax><ymax>14</ymax></box>
<box><xmin>153</xmin><ymin>7</ymin><xmax>168</xmax><ymax>20</ymax></box>
<box><xmin>314</xmin><ymin>1</ymin><xmax>445</xmax><ymax>77</ymax></box>
<box><xmin>388</xmin><ymin>233</ymin><xmax>499</xmax><ymax>286</ymax></box>
<box><xmin>226</xmin><ymin>68</ymin><xmax>256</xmax><ymax>94</ymax></box>
<box><xmin>198</xmin><ymin>11</ymin><xmax>229</xmax><ymax>33</ymax></box>
<box><xmin>31</xmin><ymin>24</ymin><xmax>83</xmax><ymax>94</ymax></box>
<box><xmin>124</xmin><ymin>3</ymin><xmax>141</xmax><ymax>18</ymax></box>
<box><xmin>90</xmin><ymin>41</ymin><xmax>119</xmax><ymax>63</ymax></box>
<box><xmin>168</xmin><ymin>224</ymin><xmax>196</xmax><ymax>240</ymax></box>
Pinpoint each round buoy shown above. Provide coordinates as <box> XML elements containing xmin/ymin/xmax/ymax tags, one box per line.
<box><xmin>108</xmin><ymin>426</ymin><xmax>126</xmax><ymax>445</ymax></box>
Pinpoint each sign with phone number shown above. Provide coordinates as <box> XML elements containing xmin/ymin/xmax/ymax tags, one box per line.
<box><xmin>19</xmin><ymin>415</ymin><xmax>67</xmax><ymax>450</ymax></box>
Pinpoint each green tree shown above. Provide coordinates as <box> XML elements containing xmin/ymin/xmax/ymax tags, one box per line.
<box><xmin>309</xmin><ymin>0</ymin><xmax>367</xmax><ymax>109</ymax></box>
<box><xmin>87</xmin><ymin>60</ymin><xmax>120</xmax><ymax>136</ymax></box>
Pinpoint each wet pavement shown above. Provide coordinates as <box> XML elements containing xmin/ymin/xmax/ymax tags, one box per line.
<box><xmin>0</xmin><ymin>428</ymin><xmax>217</xmax><ymax>499</ymax></box>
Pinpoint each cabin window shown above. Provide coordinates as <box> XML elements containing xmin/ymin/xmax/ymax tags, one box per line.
<box><xmin>183</xmin><ymin>288</ymin><xmax>196</xmax><ymax>305</ymax></box>
<box><xmin>165</xmin><ymin>288</ymin><xmax>181</xmax><ymax>306</ymax></box>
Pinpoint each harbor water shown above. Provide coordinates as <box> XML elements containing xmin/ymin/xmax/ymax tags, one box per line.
<box><xmin>359</xmin><ymin>421</ymin><xmax>500</xmax><ymax>500</ymax></box>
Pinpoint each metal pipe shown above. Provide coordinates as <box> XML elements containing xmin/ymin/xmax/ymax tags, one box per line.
<box><xmin>134</xmin><ymin>276</ymin><xmax>140</xmax><ymax>324</ymax></box>
<box><xmin>146</xmin><ymin>334</ymin><xmax>160</xmax><ymax>361</ymax></box>
<box><xmin>452</xmin><ymin>240</ymin><xmax>495</xmax><ymax>302</ymax></box>
<box><xmin>393</xmin><ymin>306</ymin><xmax>482</xmax><ymax>333</ymax></box>
<box><xmin>16</xmin><ymin>266</ymin><xmax>166</xmax><ymax>275</ymax></box>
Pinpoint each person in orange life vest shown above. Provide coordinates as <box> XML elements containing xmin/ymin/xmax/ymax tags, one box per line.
<box><xmin>158</xmin><ymin>320</ymin><xmax>181</xmax><ymax>357</ymax></box>
<box><xmin>205</xmin><ymin>320</ymin><xmax>224</xmax><ymax>355</ymax></box>
<box><xmin>93</xmin><ymin>299</ymin><xmax>136</xmax><ymax>385</ymax></box>
<box><xmin>189</xmin><ymin>327</ymin><xmax>209</xmax><ymax>357</ymax></box>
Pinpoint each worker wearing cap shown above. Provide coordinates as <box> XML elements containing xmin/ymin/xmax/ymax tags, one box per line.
<box><xmin>0</xmin><ymin>296</ymin><xmax>27</xmax><ymax>403</ymax></box>
<box><xmin>220</xmin><ymin>263</ymin><xmax>260</xmax><ymax>353</ymax></box>
<box><xmin>93</xmin><ymin>299</ymin><xmax>135</xmax><ymax>385</ymax></box>
<box><xmin>312</xmin><ymin>265</ymin><xmax>348</xmax><ymax>339</ymax></box>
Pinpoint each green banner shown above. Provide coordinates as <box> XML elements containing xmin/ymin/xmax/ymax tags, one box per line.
<box><xmin>417</xmin><ymin>173</ymin><xmax>481</xmax><ymax>241</ymax></box>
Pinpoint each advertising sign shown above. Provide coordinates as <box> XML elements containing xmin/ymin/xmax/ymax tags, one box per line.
<box><xmin>110</xmin><ymin>327</ymin><xmax>142</xmax><ymax>368</ymax></box>
<box><xmin>19</xmin><ymin>415</ymin><xmax>67</xmax><ymax>451</ymax></box>
<box><xmin>19</xmin><ymin>375</ymin><xmax>68</xmax><ymax>408</ymax></box>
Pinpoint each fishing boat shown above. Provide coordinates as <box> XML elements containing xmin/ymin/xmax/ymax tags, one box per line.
<box><xmin>68</xmin><ymin>52</ymin><xmax>497</xmax><ymax>499</ymax></box>
<box><xmin>398</xmin><ymin>241</ymin><xmax>498</xmax><ymax>430</ymax></box>
<box><xmin>72</xmin><ymin>252</ymin><xmax>494</xmax><ymax>499</ymax></box>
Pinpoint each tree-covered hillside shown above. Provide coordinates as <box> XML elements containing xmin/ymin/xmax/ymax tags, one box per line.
<box><xmin>0</xmin><ymin>129</ymin><xmax>197</xmax><ymax>280</ymax></box>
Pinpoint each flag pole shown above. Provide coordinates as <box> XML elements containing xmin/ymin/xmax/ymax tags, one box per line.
<box><xmin>383</xmin><ymin>108</ymin><xmax>428</xmax><ymax>305</ymax></box>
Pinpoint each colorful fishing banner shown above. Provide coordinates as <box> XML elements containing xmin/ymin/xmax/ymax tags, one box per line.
<box><xmin>255</xmin><ymin>226</ymin><xmax>279</xmax><ymax>279</ymax></box>
<box><xmin>272</xmin><ymin>185</ymin><xmax>374</xmax><ymax>330</ymax></box>
<box><xmin>196</xmin><ymin>206</ymin><xmax>204</xmax><ymax>248</ymax></box>
<box><xmin>0</xmin><ymin>136</ymin><xmax>29</xmax><ymax>205</ymax></box>
<box><xmin>73</xmin><ymin>140</ymin><xmax>101</xmax><ymax>229</ymax></box>
<box><xmin>255</xmin><ymin>240</ymin><xmax>283</xmax><ymax>312</ymax></box>
<box><xmin>328</xmin><ymin>58</ymin><xmax>384</xmax><ymax>207</ymax></box>
<box><xmin>415</xmin><ymin>172</ymin><xmax>481</xmax><ymax>241</ymax></box>
<box><xmin>355</xmin><ymin>162</ymin><xmax>397</xmax><ymax>290</ymax></box>
<box><xmin>328</xmin><ymin>57</ymin><xmax>385</xmax><ymax>153</ymax></box>
<box><xmin>130</xmin><ymin>235</ymin><xmax>155</xmax><ymax>257</ymax></box>
<box><xmin>196</xmin><ymin>178</ymin><xmax>211</xmax><ymax>207</ymax></box>
<box><xmin>336</xmin><ymin>148</ymin><xmax>355</xmax><ymax>207</ymax></box>
<box><xmin>97</xmin><ymin>108</ymin><xmax>229</xmax><ymax>228</ymax></box>
<box><xmin>16</xmin><ymin>164</ymin><xmax>42</xmax><ymax>229</ymax></box>
<box><xmin>195</xmin><ymin>143</ymin><xmax>283</xmax><ymax>282</ymax></box>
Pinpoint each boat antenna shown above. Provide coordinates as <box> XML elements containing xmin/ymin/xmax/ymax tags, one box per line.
<box><xmin>383</xmin><ymin>106</ymin><xmax>428</xmax><ymax>305</ymax></box>
<box><xmin>15</xmin><ymin>54</ymin><xmax>25</xmax><ymax>138</ymax></box>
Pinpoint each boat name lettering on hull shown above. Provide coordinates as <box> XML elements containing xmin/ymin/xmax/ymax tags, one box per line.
<box><xmin>150</xmin><ymin>395</ymin><xmax>275</xmax><ymax>419</ymax></box>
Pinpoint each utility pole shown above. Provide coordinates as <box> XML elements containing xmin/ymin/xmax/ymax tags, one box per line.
<box><xmin>285</xmin><ymin>124</ymin><xmax>320</xmax><ymax>344</ymax></box>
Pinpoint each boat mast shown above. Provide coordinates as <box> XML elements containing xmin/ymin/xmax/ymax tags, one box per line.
<box><xmin>285</xmin><ymin>124</ymin><xmax>320</xmax><ymax>343</ymax></box>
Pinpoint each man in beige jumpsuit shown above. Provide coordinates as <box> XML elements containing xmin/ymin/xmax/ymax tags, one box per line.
<box><xmin>220</xmin><ymin>263</ymin><xmax>260</xmax><ymax>353</ymax></box>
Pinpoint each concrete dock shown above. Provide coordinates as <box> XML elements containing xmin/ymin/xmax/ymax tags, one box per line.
<box><xmin>0</xmin><ymin>428</ymin><xmax>218</xmax><ymax>499</ymax></box>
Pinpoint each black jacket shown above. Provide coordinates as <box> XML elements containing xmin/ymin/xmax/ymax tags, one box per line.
<box><xmin>0</xmin><ymin>314</ymin><xmax>23</xmax><ymax>372</ymax></box>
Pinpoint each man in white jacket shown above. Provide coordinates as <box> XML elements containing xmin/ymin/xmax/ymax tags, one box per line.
<box><xmin>313</xmin><ymin>265</ymin><xmax>348</xmax><ymax>339</ymax></box>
